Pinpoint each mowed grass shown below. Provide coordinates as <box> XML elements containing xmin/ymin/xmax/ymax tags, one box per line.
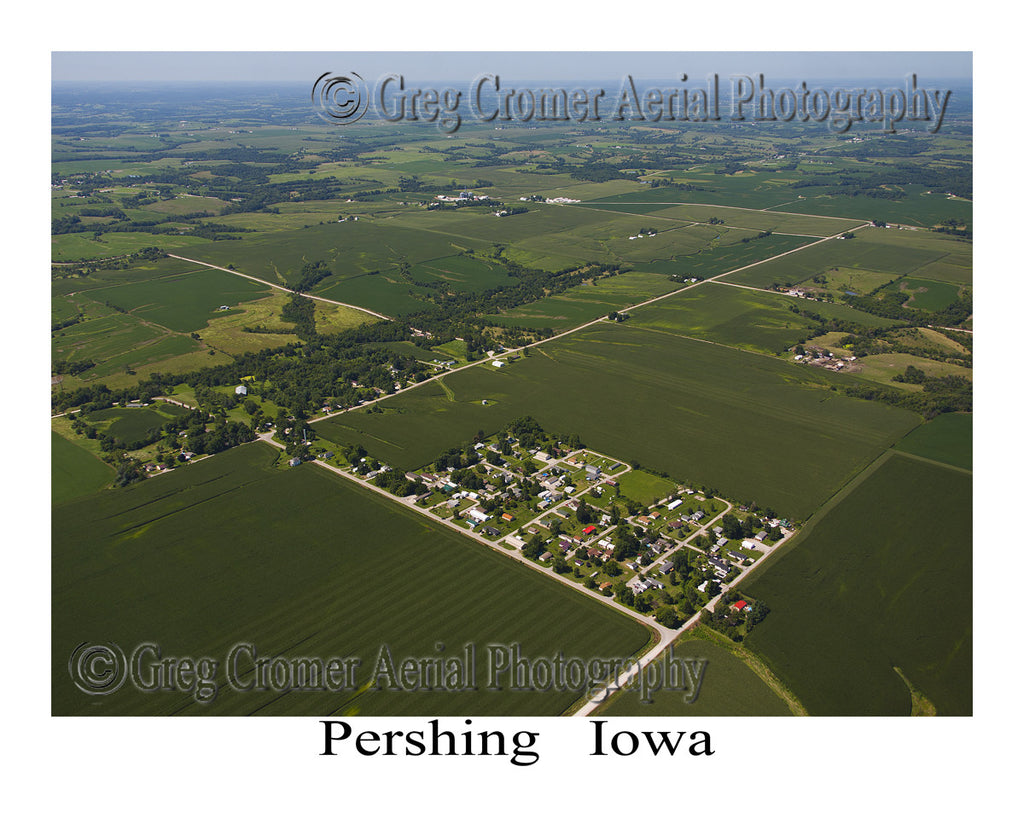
<box><xmin>895</xmin><ymin>412</ymin><xmax>972</xmax><ymax>471</ymax></box>
<box><xmin>51</xmin><ymin>430</ymin><xmax>114</xmax><ymax>504</ymax></box>
<box><xmin>52</xmin><ymin>443</ymin><xmax>651</xmax><ymax>716</ymax></box>
<box><xmin>744</xmin><ymin>453</ymin><xmax>971</xmax><ymax>715</ymax></box>
<box><xmin>616</xmin><ymin>470</ymin><xmax>678</xmax><ymax>506</ymax></box>
<box><xmin>317</xmin><ymin>324</ymin><xmax>920</xmax><ymax>519</ymax></box>
<box><xmin>597</xmin><ymin>636</ymin><xmax>793</xmax><ymax>716</ymax></box>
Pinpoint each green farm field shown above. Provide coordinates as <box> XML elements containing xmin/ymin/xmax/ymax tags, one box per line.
<box><xmin>52</xmin><ymin>256</ymin><xmax>207</xmax><ymax>296</ymax></box>
<box><xmin>410</xmin><ymin>254</ymin><xmax>514</xmax><ymax>292</ymax></box>
<box><xmin>52</xmin><ymin>443</ymin><xmax>651</xmax><ymax>716</ymax></box>
<box><xmin>721</xmin><ymin>227</ymin><xmax>952</xmax><ymax>289</ymax></box>
<box><xmin>51</xmin><ymin>430</ymin><xmax>114</xmax><ymax>504</ymax></box>
<box><xmin>317</xmin><ymin>324</ymin><xmax>921</xmax><ymax>519</ymax></box>
<box><xmin>775</xmin><ymin>186</ymin><xmax>973</xmax><ymax>229</ymax></box>
<box><xmin>884</xmin><ymin>277</ymin><xmax>962</xmax><ymax>312</ymax></box>
<box><xmin>744</xmin><ymin>452</ymin><xmax>971</xmax><ymax>715</ymax></box>
<box><xmin>597</xmin><ymin>634</ymin><xmax>794</xmax><ymax>716</ymax></box>
<box><xmin>634</xmin><ymin>233</ymin><xmax>815</xmax><ymax>279</ymax></box>
<box><xmin>629</xmin><ymin>282</ymin><xmax>898</xmax><ymax>353</ymax></box>
<box><xmin>487</xmin><ymin>271</ymin><xmax>680</xmax><ymax>331</ymax></box>
<box><xmin>315</xmin><ymin>272</ymin><xmax>438</xmax><ymax>317</ymax></box>
<box><xmin>585</xmin><ymin>175</ymin><xmax>805</xmax><ymax>211</ymax></box>
<box><xmin>84</xmin><ymin>403</ymin><xmax>188</xmax><ymax>442</ymax></box>
<box><xmin>51</xmin><ymin>231</ymin><xmax>216</xmax><ymax>261</ymax></box>
<box><xmin>895</xmin><ymin>412</ymin><xmax>972</xmax><ymax>470</ymax></box>
<box><xmin>580</xmin><ymin>201</ymin><xmax>864</xmax><ymax>237</ymax></box>
<box><xmin>189</xmin><ymin>220</ymin><xmax>487</xmax><ymax>288</ymax></box>
<box><xmin>87</xmin><ymin>267</ymin><xmax>273</xmax><ymax>333</ymax></box>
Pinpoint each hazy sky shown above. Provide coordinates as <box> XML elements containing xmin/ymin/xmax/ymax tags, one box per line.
<box><xmin>51</xmin><ymin>51</ymin><xmax>972</xmax><ymax>84</ymax></box>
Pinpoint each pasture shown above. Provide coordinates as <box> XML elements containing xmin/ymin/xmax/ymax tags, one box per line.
<box><xmin>52</xmin><ymin>443</ymin><xmax>651</xmax><ymax>716</ymax></box>
<box><xmin>744</xmin><ymin>452</ymin><xmax>972</xmax><ymax>715</ymax></box>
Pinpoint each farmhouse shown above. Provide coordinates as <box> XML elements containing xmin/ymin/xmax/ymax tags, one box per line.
<box><xmin>235</xmin><ymin>384</ymin><xmax>248</xmax><ymax>396</ymax></box>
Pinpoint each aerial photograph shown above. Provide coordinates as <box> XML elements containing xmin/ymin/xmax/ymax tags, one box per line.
<box><xmin>50</xmin><ymin>50</ymin><xmax>972</xmax><ymax>721</ymax></box>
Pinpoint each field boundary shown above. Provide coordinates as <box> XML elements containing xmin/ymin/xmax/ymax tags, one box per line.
<box><xmin>738</xmin><ymin>448</ymin><xmax>899</xmax><ymax>587</ymax></box>
<box><xmin>166</xmin><ymin>254</ymin><xmax>393</xmax><ymax>321</ymax></box>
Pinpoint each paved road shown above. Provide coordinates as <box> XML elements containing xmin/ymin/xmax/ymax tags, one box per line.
<box><xmin>166</xmin><ymin>253</ymin><xmax>393</xmax><ymax>321</ymax></box>
<box><xmin>261</xmin><ymin>432</ymin><xmax>789</xmax><ymax>715</ymax></box>
<box><xmin>256</xmin><ymin>434</ymin><xmax>678</xmax><ymax>650</ymax></box>
<box><xmin>573</xmin><ymin>523</ymin><xmax>796</xmax><ymax>717</ymax></box>
<box><xmin>306</xmin><ymin>223</ymin><xmax>868</xmax><ymax>428</ymax></box>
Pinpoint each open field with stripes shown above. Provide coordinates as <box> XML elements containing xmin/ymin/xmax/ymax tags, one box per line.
<box><xmin>52</xmin><ymin>443</ymin><xmax>652</xmax><ymax>716</ymax></box>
